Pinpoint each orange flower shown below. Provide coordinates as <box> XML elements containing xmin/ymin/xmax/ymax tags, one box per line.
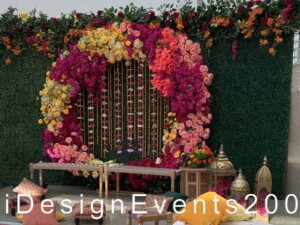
<box><xmin>175</xmin><ymin>17</ymin><xmax>184</xmax><ymax>30</ymax></box>
<box><xmin>267</xmin><ymin>18</ymin><xmax>274</xmax><ymax>27</ymax></box>
<box><xmin>259</xmin><ymin>39</ymin><xmax>269</xmax><ymax>45</ymax></box>
<box><xmin>260</xmin><ymin>30</ymin><xmax>268</xmax><ymax>36</ymax></box>
<box><xmin>173</xmin><ymin>150</ymin><xmax>181</xmax><ymax>159</ymax></box>
<box><xmin>268</xmin><ymin>47</ymin><xmax>275</xmax><ymax>55</ymax></box>
<box><xmin>6</xmin><ymin>45</ymin><xmax>12</xmax><ymax>50</ymax></box>
<box><xmin>149</xmin><ymin>23</ymin><xmax>159</xmax><ymax>30</ymax></box>
<box><xmin>206</xmin><ymin>38</ymin><xmax>213</xmax><ymax>48</ymax></box>
<box><xmin>203</xmin><ymin>30</ymin><xmax>211</xmax><ymax>39</ymax></box>
<box><xmin>272</xmin><ymin>28</ymin><xmax>283</xmax><ymax>35</ymax></box>
<box><xmin>5</xmin><ymin>58</ymin><xmax>12</xmax><ymax>65</ymax></box>
<box><xmin>275</xmin><ymin>36</ymin><xmax>283</xmax><ymax>43</ymax></box>
<box><xmin>12</xmin><ymin>48</ymin><xmax>21</xmax><ymax>55</ymax></box>
<box><xmin>64</xmin><ymin>36</ymin><xmax>69</xmax><ymax>44</ymax></box>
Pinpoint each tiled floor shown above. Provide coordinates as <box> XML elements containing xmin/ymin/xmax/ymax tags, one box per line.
<box><xmin>0</xmin><ymin>185</ymin><xmax>299</xmax><ymax>225</ymax></box>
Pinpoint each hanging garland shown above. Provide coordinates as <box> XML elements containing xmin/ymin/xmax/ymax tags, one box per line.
<box><xmin>39</xmin><ymin>21</ymin><xmax>213</xmax><ymax>167</ymax></box>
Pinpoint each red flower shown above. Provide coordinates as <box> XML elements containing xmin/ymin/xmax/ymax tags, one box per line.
<box><xmin>172</xmin><ymin>12</ymin><xmax>179</xmax><ymax>19</ymax></box>
<box><xmin>117</xmin><ymin>11</ymin><xmax>124</xmax><ymax>18</ymax></box>
<box><xmin>163</xmin><ymin>11</ymin><xmax>170</xmax><ymax>18</ymax></box>
<box><xmin>247</xmin><ymin>1</ymin><xmax>254</xmax><ymax>8</ymax></box>
<box><xmin>97</xmin><ymin>10</ymin><xmax>103</xmax><ymax>15</ymax></box>
<box><xmin>149</xmin><ymin>11</ymin><xmax>156</xmax><ymax>20</ymax></box>
<box><xmin>76</xmin><ymin>13</ymin><xmax>81</xmax><ymax>19</ymax></box>
<box><xmin>41</xmin><ymin>22</ymin><xmax>48</xmax><ymax>30</ymax></box>
<box><xmin>256</xmin><ymin>0</ymin><xmax>262</xmax><ymax>5</ymax></box>
<box><xmin>51</xmin><ymin>18</ymin><xmax>58</xmax><ymax>24</ymax></box>
<box><xmin>237</xmin><ymin>5</ymin><xmax>245</xmax><ymax>13</ymax></box>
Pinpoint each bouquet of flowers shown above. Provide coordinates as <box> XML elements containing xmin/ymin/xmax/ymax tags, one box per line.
<box><xmin>186</xmin><ymin>146</ymin><xmax>214</xmax><ymax>168</ymax></box>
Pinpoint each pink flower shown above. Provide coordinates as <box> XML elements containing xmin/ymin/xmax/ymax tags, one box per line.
<box><xmin>185</xmin><ymin>120</ymin><xmax>193</xmax><ymax>127</ymax></box>
<box><xmin>181</xmin><ymin>131</ymin><xmax>188</xmax><ymax>139</ymax></box>
<box><xmin>65</xmin><ymin>155</ymin><xmax>71</xmax><ymax>162</ymax></box>
<box><xmin>72</xmin><ymin>170</ymin><xmax>79</xmax><ymax>176</ymax></box>
<box><xmin>56</xmin><ymin>122</ymin><xmax>63</xmax><ymax>129</ymax></box>
<box><xmin>199</xmin><ymin>65</ymin><xmax>208</xmax><ymax>73</ymax></box>
<box><xmin>191</xmin><ymin>138</ymin><xmax>198</xmax><ymax>145</ymax></box>
<box><xmin>81</xmin><ymin>145</ymin><xmax>88</xmax><ymax>151</ymax></box>
<box><xmin>71</xmin><ymin>132</ymin><xmax>77</xmax><ymax>136</ymax></box>
<box><xmin>65</xmin><ymin>137</ymin><xmax>72</xmax><ymax>144</ymax></box>
<box><xmin>179</xmin><ymin>123</ymin><xmax>185</xmax><ymax>130</ymax></box>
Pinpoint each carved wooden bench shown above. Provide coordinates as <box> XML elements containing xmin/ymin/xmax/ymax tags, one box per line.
<box><xmin>102</xmin><ymin>165</ymin><xmax>181</xmax><ymax>198</ymax></box>
<box><xmin>29</xmin><ymin>161</ymin><xmax>104</xmax><ymax>197</ymax></box>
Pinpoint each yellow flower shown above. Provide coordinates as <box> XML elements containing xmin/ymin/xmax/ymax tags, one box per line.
<box><xmin>54</xmin><ymin>112</ymin><xmax>61</xmax><ymax>117</ymax></box>
<box><xmin>79</xmin><ymin>42</ymin><xmax>86</xmax><ymax>51</ymax></box>
<box><xmin>61</xmin><ymin>93</ymin><xmax>67</xmax><ymax>99</ymax></box>
<box><xmin>62</xmin><ymin>86</ymin><xmax>68</xmax><ymax>91</ymax></box>
<box><xmin>83</xmin><ymin>171</ymin><xmax>90</xmax><ymax>178</ymax></box>
<box><xmin>52</xmin><ymin>62</ymin><xmax>56</xmax><ymax>67</ymax></box>
<box><xmin>19</xmin><ymin>12</ymin><xmax>29</xmax><ymax>22</ymax></box>
<box><xmin>63</xmin><ymin>109</ymin><xmax>69</xmax><ymax>115</ymax></box>
<box><xmin>38</xmin><ymin>119</ymin><xmax>43</xmax><ymax>124</ymax></box>
<box><xmin>173</xmin><ymin>150</ymin><xmax>181</xmax><ymax>159</ymax></box>
<box><xmin>47</xmin><ymin>123</ymin><xmax>54</xmax><ymax>132</ymax></box>
<box><xmin>167</xmin><ymin>112</ymin><xmax>173</xmax><ymax>117</ymax></box>
<box><xmin>169</xmin><ymin>133</ymin><xmax>176</xmax><ymax>139</ymax></box>
<box><xmin>92</xmin><ymin>171</ymin><xmax>99</xmax><ymax>179</ymax></box>
<box><xmin>126</xmin><ymin>40</ymin><xmax>131</xmax><ymax>46</ymax></box>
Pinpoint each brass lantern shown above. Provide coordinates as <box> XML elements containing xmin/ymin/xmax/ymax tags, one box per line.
<box><xmin>230</xmin><ymin>169</ymin><xmax>250</xmax><ymax>207</ymax></box>
<box><xmin>209</xmin><ymin>144</ymin><xmax>236</xmax><ymax>198</ymax></box>
<box><xmin>254</xmin><ymin>156</ymin><xmax>272</xmax><ymax>223</ymax></box>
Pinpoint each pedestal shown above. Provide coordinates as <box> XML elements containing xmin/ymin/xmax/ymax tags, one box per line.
<box><xmin>180</xmin><ymin>167</ymin><xmax>210</xmax><ymax>201</ymax></box>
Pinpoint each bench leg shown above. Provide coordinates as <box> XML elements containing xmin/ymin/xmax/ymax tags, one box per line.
<box><xmin>29</xmin><ymin>163</ymin><xmax>34</xmax><ymax>180</ymax></box>
<box><xmin>99</xmin><ymin>166</ymin><xmax>103</xmax><ymax>198</ymax></box>
<box><xmin>39</xmin><ymin>169</ymin><xmax>43</xmax><ymax>187</ymax></box>
<box><xmin>116</xmin><ymin>172</ymin><xmax>120</xmax><ymax>196</ymax></box>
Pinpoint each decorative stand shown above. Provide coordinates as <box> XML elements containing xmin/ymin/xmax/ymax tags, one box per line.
<box><xmin>230</xmin><ymin>169</ymin><xmax>250</xmax><ymax>207</ymax></box>
<box><xmin>180</xmin><ymin>167</ymin><xmax>210</xmax><ymax>201</ymax></box>
<box><xmin>209</xmin><ymin>145</ymin><xmax>236</xmax><ymax>198</ymax></box>
<box><xmin>254</xmin><ymin>156</ymin><xmax>272</xmax><ymax>223</ymax></box>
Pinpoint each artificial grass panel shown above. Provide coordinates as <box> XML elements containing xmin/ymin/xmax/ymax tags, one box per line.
<box><xmin>203</xmin><ymin>35</ymin><xmax>294</xmax><ymax>199</ymax></box>
<box><xmin>0</xmin><ymin>48</ymin><xmax>90</xmax><ymax>187</ymax></box>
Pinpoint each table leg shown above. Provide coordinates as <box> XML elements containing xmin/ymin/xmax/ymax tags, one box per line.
<box><xmin>99</xmin><ymin>165</ymin><xmax>103</xmax><ymax>198</ymax></box>
<box><xmin>170</xmin><ymin>172</ymin><xmax>175</xmax><ymax>192</ymax></box>
<box><xmin>38</xmin><ymin>169</ymin><xmax>43</xmax><ymax>187</ymax></box>
<box><xmin>29</xmin><ymin>163</ymin><xmax>34</xmax><ymax>180</ymax></box>
<box><xmin>116</xmin><ymin>172</ymin><xmax>120</xmax><ymax>196</ymax></box>
<box><xmin>104</xmin><ymin>164</ymin><xmax>109</xmax><ymax>199</ymax></box>
<box><xmin>166</xmin><ymin>212</ymin><xmax>173</xmax><ymax>225</ymax></box>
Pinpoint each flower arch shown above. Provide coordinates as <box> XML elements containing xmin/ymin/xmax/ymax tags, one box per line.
<box><xmin>39</xmin><ymin>21</ymin><xmax>213</xmax><ymax>168</ymax></box>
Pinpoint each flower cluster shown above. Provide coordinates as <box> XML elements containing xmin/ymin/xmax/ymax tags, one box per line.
<box><xmin>39</xmin><ymin>76</ymin><xmax>72</xmax><ymax>130</ymax></box>
<box><xmin>150</xmin><ymin>27</ymin><xmax>213</xmax><ymax>121</ymax></box>
<box><xmin>187</xmin><ymin>146</ymin><xmax>214</xmax><ymax>168</ymax></box>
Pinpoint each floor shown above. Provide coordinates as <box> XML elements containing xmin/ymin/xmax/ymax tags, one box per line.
<box><xmin>0</xmin><ymin>185</ymin><xmax>299</xmax><ymax>225</ymax></box>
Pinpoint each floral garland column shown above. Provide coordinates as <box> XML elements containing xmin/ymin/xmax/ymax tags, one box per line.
<box><xmin>87</xmin><ymin>94</ymin><xmax>95</xmax><ymax>153</ymax></box>
<box><xmin>137</xmin><ymin>68</ymin><xmax>144</xmax><ymax>154</ymax></box>
<box><xmin>150</xmin><ymin>74</ymin><xmax>158</xmax><ymax>157</ymax></box>
<box><xmin>100</xmin><ymin>75</ymin><xmax>108</xmax><ymax>158</ymax></box>
<box><xmin>127</xmin><ymin>63</ymin><xmax>134</xmax><ymax>153</ymax></box>
<box><xmin>76</xmin><ymin>91</ymin><xmax>85</xmax><ymax>143</ymax></box>
<box><xmin>115</xmin><ymin>62</ymin><xmax>123</xmax><ymax>154</ymax></box>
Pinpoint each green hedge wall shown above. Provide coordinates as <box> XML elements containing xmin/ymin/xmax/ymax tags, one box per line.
<box><xmin>0</xmin><ymin>36</ymin><xmax>294</xmax><ymax>198</ymax></box>
<box><xmin>203</xmin><ymin>35</ymin><xmax>294</xmax><ymax>198</ymax></box>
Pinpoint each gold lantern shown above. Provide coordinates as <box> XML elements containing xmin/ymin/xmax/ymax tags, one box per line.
<box><xmin>209</xmin><ymin>144</ymin><xmax>236</xmax><ymax>198</ymax></box>
<box><xmin>230</xmin><ymin>169</ymin><xmax>250</xmax><ymax>207</ymax></box>
<box><xmin>254</xmin><ymin>156</ymin><xmax>272</xmax><ymax>223</ymax></box>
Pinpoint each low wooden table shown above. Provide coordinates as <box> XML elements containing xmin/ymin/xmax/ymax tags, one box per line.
<box><xmin>29</xmin><ymin>161</ymin><xmax>104</xmax><ymax>197</ymax></box>
<box><xmin>103</xmin><ymin>165</ymin><xmax>181</xmax><ymax>198</ymax></box>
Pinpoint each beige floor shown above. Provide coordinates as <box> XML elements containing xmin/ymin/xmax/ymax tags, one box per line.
<box><xmin>0</xmin><ymin>185</ymin><xmax>299</xmax><ymax>225</ymax></box>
